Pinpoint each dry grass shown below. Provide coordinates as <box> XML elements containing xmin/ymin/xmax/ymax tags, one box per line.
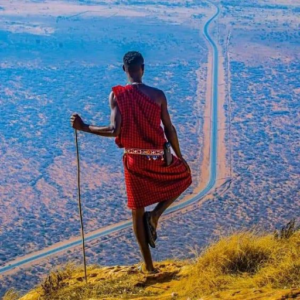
<box><xmin>21</xmin><ymin>264</ymin><xmax>158</xmax><ymax>300</ymax></box>
<box><xmin>181</xmin><ymin>226</ymin><xmax>300</xmax><ymax>298</ymax></box>
<box><xmin>2</xmin><ymin>289</ymin><xmax>20</xmax><ymax>300</ymax></box>
<box><xmin>6</xmin><ymin>222</ymin><xmax>300</xmax><ymax>300</ymax></box>
<box><xmin>39</xmin><ymin>262</ymin><xmax>76</xmax><ymax>295</ymax></box>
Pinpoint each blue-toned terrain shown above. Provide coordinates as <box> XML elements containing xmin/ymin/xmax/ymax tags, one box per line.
<box><xmin>0</xmin><ymin>0</ymin><xmax>299</xmax><ymax>296</ymax></box>
<box><xmin>0</xmin><ymin>0</ymin><xmax>210</xmax><ymax>294</ymax></box>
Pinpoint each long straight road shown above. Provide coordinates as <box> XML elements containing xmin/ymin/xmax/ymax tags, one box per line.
<box><xmin>0</xmin><ymin>2</ymin><xmax>220</xmax><ymax>275</ymax></box>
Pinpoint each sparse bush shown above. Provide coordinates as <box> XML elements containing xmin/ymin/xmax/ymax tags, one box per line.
<box><xmin>220</xmin><ymin>237</ymin><xmax>271</xmax><ymax>274</ymax></box>
<box><xmin>41</xmin><ymin>271</ymin><xmax>65</xmax><ymax>295</ymax></box>
<box><xmin>183</xmin><ymin>223</ymin><xmax>300</xmax><ymax>297</ymax></box>
<box><xmin>274</xmin><ymin>218</ymin><xmax>298</xmax><ymax>240</ymax></box>
<box><xmin>2</xmin><ymin>289</ymin><xmax>20</xmax><ymax>300</ymax></box>
<box><xmin>40</xmin><ymin>263</ymin><xmax>76</xmax><ymax>296</ymax></box>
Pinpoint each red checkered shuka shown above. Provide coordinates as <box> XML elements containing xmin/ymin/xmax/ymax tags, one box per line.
<box><xmin>112</xmin><ymin>84</ymin><xmax>192</xmax><ymax>209</ymax></box>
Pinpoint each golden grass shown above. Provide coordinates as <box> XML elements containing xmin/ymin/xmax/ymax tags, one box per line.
<box><xmin>6</xmin><ymin>226</ymin><xmax>300</xmax><ymax>300</ymax></box>
<box><xmin>181</xmin><ymin>229</ymin><xmax>300</xmax><ymax>298</ymax></box>
<box><xmin>2</xmin><ymin>289</ymin><xmax>20</xmax><ymax>300</ymax></box>
<box><xmin>19</xmin><ymin>264</ymin><xmax>159</xmax><ymax>300</ymax></box>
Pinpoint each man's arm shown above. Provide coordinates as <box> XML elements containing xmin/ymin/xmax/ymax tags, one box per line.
<box><xmin>160</xmin><ymin>91</ymin><xmax>182</xmax><ymax>158</ymax></box>
<box><xmin>70</xmin><ymin>92</ymin><xmax>121</xmax><ymax>137</ymax></box>
<box><xmin>160</xmin><ymin>91</ymin><xmax>190</xmax><ymax>172</ymax></box>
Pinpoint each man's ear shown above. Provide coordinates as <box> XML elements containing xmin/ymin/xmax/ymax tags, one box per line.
<box><xmin>141</xmin><ymin>64</ymin><xmax>145</xmax><ymax>71</ymax></box>
<box><xmin>122</xmin><ymin>65</ymin><xmax>125</xmax><ymax>72</ymax></box>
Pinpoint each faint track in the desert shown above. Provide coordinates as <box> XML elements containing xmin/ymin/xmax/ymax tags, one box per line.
<box><xmin>0</xmin><ymin>1</ymin><xmax>221</xmax><ymax>275</ymax></box>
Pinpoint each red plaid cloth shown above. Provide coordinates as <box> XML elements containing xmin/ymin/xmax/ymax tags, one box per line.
<box><xmin>112</xmin><ymin>84</ymin><xmax>192</xmax><ymax>209</ymax></box>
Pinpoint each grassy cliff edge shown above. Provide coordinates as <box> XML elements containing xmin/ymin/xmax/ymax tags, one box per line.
<box><xmin>5</xmin><ymin>224</ymin><xmax>300</xmax><ymax>300</ymax></box>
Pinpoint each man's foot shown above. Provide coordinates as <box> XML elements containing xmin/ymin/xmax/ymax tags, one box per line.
<box><xmin>144</xmin><ymin>212</ymin><xmax>156</xmax><ymax>248</ymax></box>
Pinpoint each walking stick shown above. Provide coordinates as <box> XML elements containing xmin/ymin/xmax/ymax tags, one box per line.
<box><xmin>74</xmin><ymin>129</ymin><xmax>88</xmax><ymax>283</ymax></box>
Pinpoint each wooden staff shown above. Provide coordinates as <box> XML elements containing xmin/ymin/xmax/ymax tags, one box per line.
<box><xmin>74</xmin><ymin>129</ymin><xmax>88</xmax><ymax>283</ymax></box>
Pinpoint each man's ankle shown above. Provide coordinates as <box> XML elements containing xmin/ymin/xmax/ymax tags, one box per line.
<box><xmin>145</xmin><ymin>265</ymin><xmax>155</xmax><ymax>272</ymax></box>
<box><xmin>150</xmin><ymin>211</ymin><xmax>159</xmax><ymax>226</ymax></box>
<box><xmin>141</xmin><ymin>263</ymin><xmax>154</xmax><ymax>272</ymax></box>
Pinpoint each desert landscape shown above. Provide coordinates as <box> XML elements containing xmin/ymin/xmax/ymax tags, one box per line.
<box><xmin>0</xmin><ymin>0</ymin><xmax>299</xmax><ymax>297</ymax></box>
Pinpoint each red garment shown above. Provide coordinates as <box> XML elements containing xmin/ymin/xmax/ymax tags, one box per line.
<box><xmin>112</xmin><ymin>84</ymin><xmax>192</xmax><ymax>209</ymax></box>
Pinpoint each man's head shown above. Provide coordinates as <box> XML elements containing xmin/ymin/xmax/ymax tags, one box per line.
<box><xmin>123</xmin><ymin>51</ymin><xmax>144</xmax><ymax>82</ymax></box>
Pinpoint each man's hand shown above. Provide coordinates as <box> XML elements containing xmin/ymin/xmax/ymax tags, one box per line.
<box><xmin>70</xmin><ymin>113</ymin><xmax>85</xmax><ymax>131</ymax></box>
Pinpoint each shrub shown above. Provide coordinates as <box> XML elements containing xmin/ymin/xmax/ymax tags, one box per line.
<box><xmin>183</xmin><ymin>222</ymin><xmax>300</xmax><ymax>296</ymax></box>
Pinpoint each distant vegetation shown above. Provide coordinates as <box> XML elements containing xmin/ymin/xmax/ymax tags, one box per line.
<box><xmin>221</xmin><ymin>1</ymin><xmax>289</xmax><ymax>10</ymax></box>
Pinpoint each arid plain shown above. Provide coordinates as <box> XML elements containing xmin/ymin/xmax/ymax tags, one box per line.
<box><xmin>0</xmin><ymin>0</ymin><xmax>299</xmax><ymax>296</ymax></box>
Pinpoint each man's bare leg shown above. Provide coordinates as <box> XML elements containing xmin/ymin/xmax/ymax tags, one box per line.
<box><xmin>149</xmin><ymin>196</ymin><xmax>179</xmax><ymax>230</ymax></box>
<box><xmin>132</xmin><ymin>208</ymin><xmax>154</xmax><ymax>271</ymax></box>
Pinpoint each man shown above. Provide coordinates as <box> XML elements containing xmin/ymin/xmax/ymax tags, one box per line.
<box><xmin>71</xmin><ymin>51</ymin><xmax>192</xmax><ymax>273</ymax></box>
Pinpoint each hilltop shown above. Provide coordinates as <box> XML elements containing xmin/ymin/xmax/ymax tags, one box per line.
<box><xmin>1</xmin><ymin>0</ymin><xmax>299</xmax><ymax>295</ymax></box>
<box><xmin>5</xmin><ymin>223</ymin><xmax>300</xmax><ymax>300</ymax></box>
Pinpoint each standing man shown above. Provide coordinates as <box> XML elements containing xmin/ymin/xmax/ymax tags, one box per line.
<box><xmin>71</xmin><ymin>51</ymin><xmax>192</xmax><ymax>273</ymax></box>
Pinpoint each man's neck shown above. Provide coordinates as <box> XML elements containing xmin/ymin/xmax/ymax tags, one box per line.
<box><xmin>128</xmin><ymin>78</ymin><xmax>142</xmax><ymax>84</ymax></box>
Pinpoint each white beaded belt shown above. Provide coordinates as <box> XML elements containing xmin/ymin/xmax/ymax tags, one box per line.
<box><xmin>124</xmin><ymin>148</ymin><xmax>164</xmax><ymax>161</ymax></box>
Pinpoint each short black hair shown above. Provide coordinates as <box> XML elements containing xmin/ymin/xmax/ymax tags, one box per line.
<box><xmin>123</xmin><ymin>51</ymin><xmax>144</xmax><ymax>67</ymax></box>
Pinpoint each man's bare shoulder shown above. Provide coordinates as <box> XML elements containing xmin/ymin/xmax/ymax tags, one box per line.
<box><xmin>109</xmin><ymin>91</ymin><xmax>117</xmax><ymax>107</ymax></box>
<box><xmin>146</xmin><ymin>85</ymin><xmax>164</xmax><ymax>94</ymax></box>
<box><xmin>145</xmin><ymin>85</ymin><xmax>166</xmax><ymax>102</ymax></box>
